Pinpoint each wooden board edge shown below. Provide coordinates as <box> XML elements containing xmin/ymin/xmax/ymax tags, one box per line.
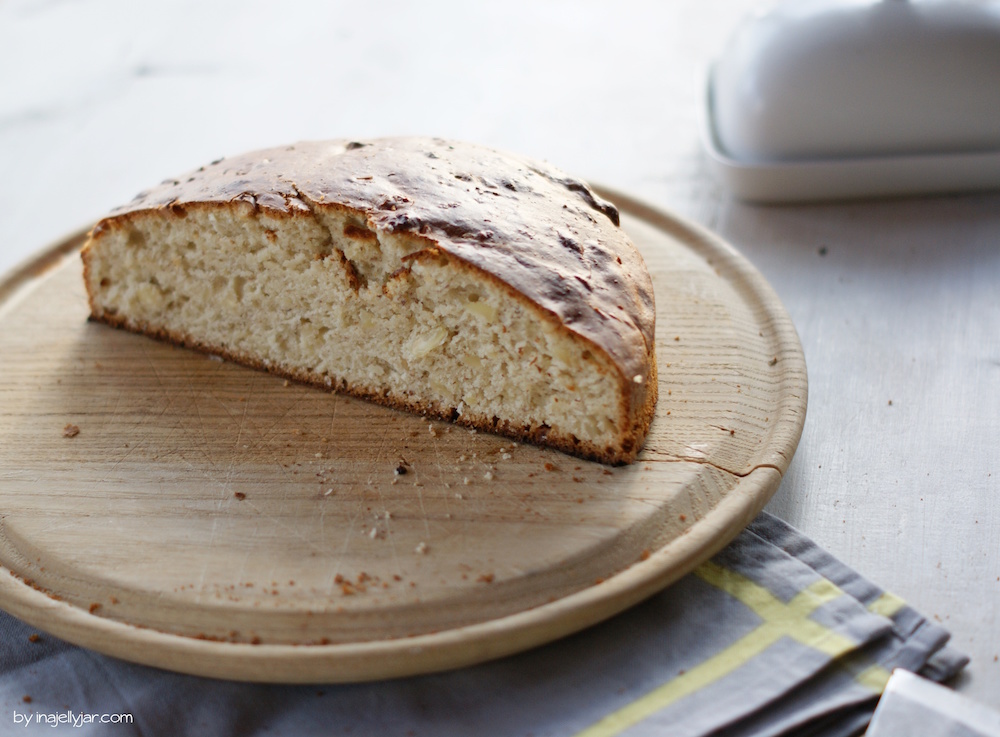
<box><xmin>0</xmin><ymin>225</ymin><xmax>90</xmax><ymax>309</ymax></box>
<box><xmin>0</xmin><ymin>466</ymin><xmax>782</xmax><ymax>683</ymax></box>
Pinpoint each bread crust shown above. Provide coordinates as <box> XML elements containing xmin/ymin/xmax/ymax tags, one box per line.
<box><xmin>82</xmin><ymin>138</ymin><xmax>657</xmax><ymax>464</ymax></box>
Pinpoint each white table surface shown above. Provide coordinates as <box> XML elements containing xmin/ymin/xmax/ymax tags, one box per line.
<box><xmin>1</xmin><ymin>0</ymin><xmax>997</xmax><ymax>709</ymax></box>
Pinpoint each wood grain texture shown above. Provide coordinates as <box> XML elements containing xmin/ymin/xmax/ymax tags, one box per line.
<box><xmin>0</xmin><ymin>193</ymin><xmax>806</xmax><ymax>682</ymax></box>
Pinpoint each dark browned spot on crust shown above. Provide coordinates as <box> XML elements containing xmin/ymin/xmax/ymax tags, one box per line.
<box><xmin>343</xmin><ymin>223</ymin><xmax>377</xmax><ymax>242</ymax></box>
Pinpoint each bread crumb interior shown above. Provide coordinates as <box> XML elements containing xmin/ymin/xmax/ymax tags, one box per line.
<box><xmin>85</xmin><ymin>204</ymin><xmax>627</xmax><ymax>452</ymax></box>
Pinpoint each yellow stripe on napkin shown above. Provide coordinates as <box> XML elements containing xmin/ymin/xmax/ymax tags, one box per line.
<box><xmin>573</xmin><ymin>562</ymin><xmax>855</xmax><ymax>737</ymax></box>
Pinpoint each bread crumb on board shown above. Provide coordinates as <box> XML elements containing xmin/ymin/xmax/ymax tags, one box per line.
<box><xmin>62</xmin><ymin>423</ymin><xmax>80</xmax><ymax>438</ymax></box>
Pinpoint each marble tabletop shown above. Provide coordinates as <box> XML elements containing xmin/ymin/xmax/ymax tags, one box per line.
<box><xmin>1</xmin><ymin>0</ymin><xmax>997</xmax><ymax>710</ymax></box>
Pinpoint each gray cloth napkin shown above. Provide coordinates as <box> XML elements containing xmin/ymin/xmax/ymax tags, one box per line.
<box><xmin>0</xmin><ymin>513</ymin><xmax>967</xmax><ymax>736</ymax></box>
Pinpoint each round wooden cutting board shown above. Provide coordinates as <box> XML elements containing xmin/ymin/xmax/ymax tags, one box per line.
<box><xmin>0</xmin><ymin>190</ymin><xmax>806</xmax><ymax>683</ymax></box>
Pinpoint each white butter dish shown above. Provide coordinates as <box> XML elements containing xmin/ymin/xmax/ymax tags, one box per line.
<box><xmin>704</xmin><ymin>0</ymin><xmax>1000</xmax><ymax>202</ymax></box>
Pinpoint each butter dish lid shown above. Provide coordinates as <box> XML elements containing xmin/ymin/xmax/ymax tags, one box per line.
<box><xmin>703</xmin><ymin>0</ymin><xmax>1000</xmax><ymax>202</ymax></box>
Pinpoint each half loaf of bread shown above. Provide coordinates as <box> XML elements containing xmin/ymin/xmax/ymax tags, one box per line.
<box><xmin>81</xmin><ymin>138</ymin><xmax>656</xmax><ymax>464</ymax></box>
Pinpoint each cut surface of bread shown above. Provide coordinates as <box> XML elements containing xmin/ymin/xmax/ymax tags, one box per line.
<box><xmin>81</xmin><ymin>138</ymin><xmax>657</xmax><ymax>464</ymax></box>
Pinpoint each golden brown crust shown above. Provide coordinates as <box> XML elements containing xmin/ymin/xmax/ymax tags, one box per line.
<box><xmin>94</xmin><ymin>138</ymin><xmax>655</xmax><ymax>386</ymax></box>
<box><xmin>83</xmin><ymin>138</ymin><xmax>658</xmax><ymax>463</ymax></box>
